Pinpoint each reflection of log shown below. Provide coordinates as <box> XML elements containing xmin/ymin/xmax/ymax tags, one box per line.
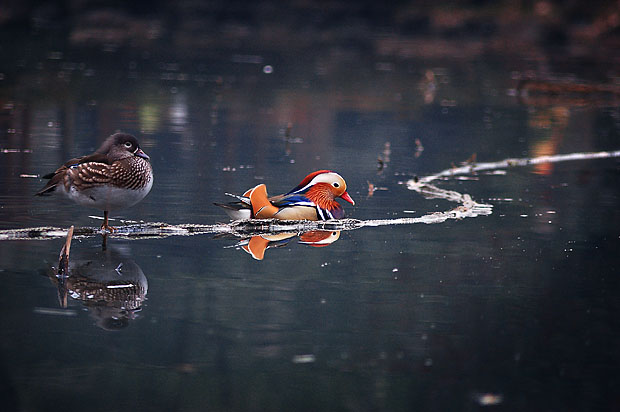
<box><xmin>57</xmin><ymin>226</ymin><xmax>74</xmax><ymax>278</ymax></box>
<box><xmin>55</xmin><ymin>226</ymin><xmax>74</xmax><ymax>308</ymax></box>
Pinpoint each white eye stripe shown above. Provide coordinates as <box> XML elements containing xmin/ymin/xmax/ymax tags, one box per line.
<box><xmin>295</xmin><ymin>172</ymin><xmax>344</xmax><ymax>193</ymax></box>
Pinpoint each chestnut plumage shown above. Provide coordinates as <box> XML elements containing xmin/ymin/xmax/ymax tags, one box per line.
<box><xmin>215</xmin><ymin>170</ymin><xmax>354</xmax><ymax>221</ymax></box>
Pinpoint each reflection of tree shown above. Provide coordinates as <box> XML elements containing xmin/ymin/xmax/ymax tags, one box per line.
<box><xmin>528</xmin><ymin>106</ymin><xmax>570</xmax><ymax>176</ymax></box>
<box><xmin>517</xmin><ymin>77</ymin><xmax>620</xmax><ymax>175</ymax></box>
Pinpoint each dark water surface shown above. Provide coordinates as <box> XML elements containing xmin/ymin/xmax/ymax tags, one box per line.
<box><xmin>1</xmin><ymin>9</ymin><xmax>620</xmax><ymax>411</ymax></box>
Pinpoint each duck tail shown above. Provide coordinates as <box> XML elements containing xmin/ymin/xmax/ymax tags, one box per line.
<box><xmin>35</xmin><ymin>173</ymin><xmax>62</xmax><ymax>196</ymax></box>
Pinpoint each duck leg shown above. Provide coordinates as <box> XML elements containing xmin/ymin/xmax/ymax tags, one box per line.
<box><xmin>101</xmin><ymin>210</ymin><xmax>116</xmax><ymax>233</ymax></box>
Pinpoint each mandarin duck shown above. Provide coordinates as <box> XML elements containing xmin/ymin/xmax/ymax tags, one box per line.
<box><xmin>215</xmin><ymin>170</ymin><xmax>354</xmax><ymax>220</ymax></box>
<box><xmin>36</xmin><ymin>133</ymin><xmax>153</xmax><ymax>232</ymax></box>
<box><xmin>237</xmin><ymin>230</ymin><xmax>341</xmax><ymax>260</ymax></box>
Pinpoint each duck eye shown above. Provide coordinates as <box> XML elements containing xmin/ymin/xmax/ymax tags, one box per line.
<box><xmin>333</xmin><ymin>182</ymin><xmax>340</xmax><ymax>188</ymax></box>
<box><xmin>124</xmin><ymin>142</ymin><xmax>133</xmax><ymax>148</ymax></box>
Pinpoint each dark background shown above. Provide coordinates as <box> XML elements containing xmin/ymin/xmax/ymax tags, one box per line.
<box><xmin>0</xmin><ymin>1</ymin><xmax>619</xmax><ymax>411</ymax></box>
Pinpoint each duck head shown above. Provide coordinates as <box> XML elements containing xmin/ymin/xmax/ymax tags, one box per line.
<box><xmin>98</xmin><ymin>133</ymin><xmax>150</xmax><ymax>161</ymax></box>
<box><xmin>291</xmin><ymin>170</ymin><xmax>355</xmax><ymax>209</ymax></box>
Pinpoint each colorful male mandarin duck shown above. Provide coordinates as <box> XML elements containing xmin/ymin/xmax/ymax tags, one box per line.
<box><xmin>215</xmin><ymin>170</ymin><xmax>354</xmax><ymax>220</ymax></box>
<box><xmin>36</xmin><ymin>133</ymin><xmax>153</xmax><ymax>232</ymax></box>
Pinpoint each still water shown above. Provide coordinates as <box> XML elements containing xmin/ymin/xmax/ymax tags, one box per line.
<box><xmin>1</xmin><ymin>28</ymin><xmax>619</xmax><ymax>412</ymax></box>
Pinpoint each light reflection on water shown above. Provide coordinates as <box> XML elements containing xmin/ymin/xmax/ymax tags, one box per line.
<box><xmin>1</xmin><ymin>31</ymin><xmax>619</xmax><ymax>412</ymax></box>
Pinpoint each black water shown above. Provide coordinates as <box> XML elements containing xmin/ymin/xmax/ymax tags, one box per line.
<box><xmin>1</xmin><ymin>4</ymin><xmax>620</xmax><ymax>411</ymax></box>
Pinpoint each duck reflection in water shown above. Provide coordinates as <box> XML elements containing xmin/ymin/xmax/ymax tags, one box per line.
<box><xmin>49</xmin><ymin>242</ymin><xmax>148</xmax><ymax>330</ymax></box>
<box><xmin>229</xmin><ymin>230</ymin><xmax>341</xmax><ymax>260</ymax></box>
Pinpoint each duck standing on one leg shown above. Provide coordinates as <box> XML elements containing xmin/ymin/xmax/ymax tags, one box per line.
<box><xmin>215</xmin><ymin>170</ymin><xmax>355</xmax><ymax>221</ymax></box>
<box><xmin>36</xmin><ymin>132</ymin><xmax>153</xmax><ymax>232</ymax></box>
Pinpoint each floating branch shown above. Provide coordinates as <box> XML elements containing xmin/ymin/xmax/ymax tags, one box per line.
<box><xmin>1</xmin><ymin>150</ymin><xmax>617</xmax><ymax>242</ymax></box>
<box><xmin>0</xmin><ymin>210</ymin><xmax>484</xmax><ymax>241</ymax></box>
<box><xmin>0</xmin><ymin>223</ymin><xmax>231</xmax><ymax>241</ymax></box>
<box><xmin>406</xmin><ymin>149</ymin><xmax>620</xmax><ymax>188</ymax></box>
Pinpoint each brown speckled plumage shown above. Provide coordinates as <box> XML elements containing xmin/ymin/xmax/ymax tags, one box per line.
<box><xmin>36</xmin><ymin>132</ymin><xmax>153</xmax><ymax>230</ymax></box>
<box><xmin>59</xmin><ymin>156</ymin><xmax>152</xmax><ymax>192</ymax></box>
